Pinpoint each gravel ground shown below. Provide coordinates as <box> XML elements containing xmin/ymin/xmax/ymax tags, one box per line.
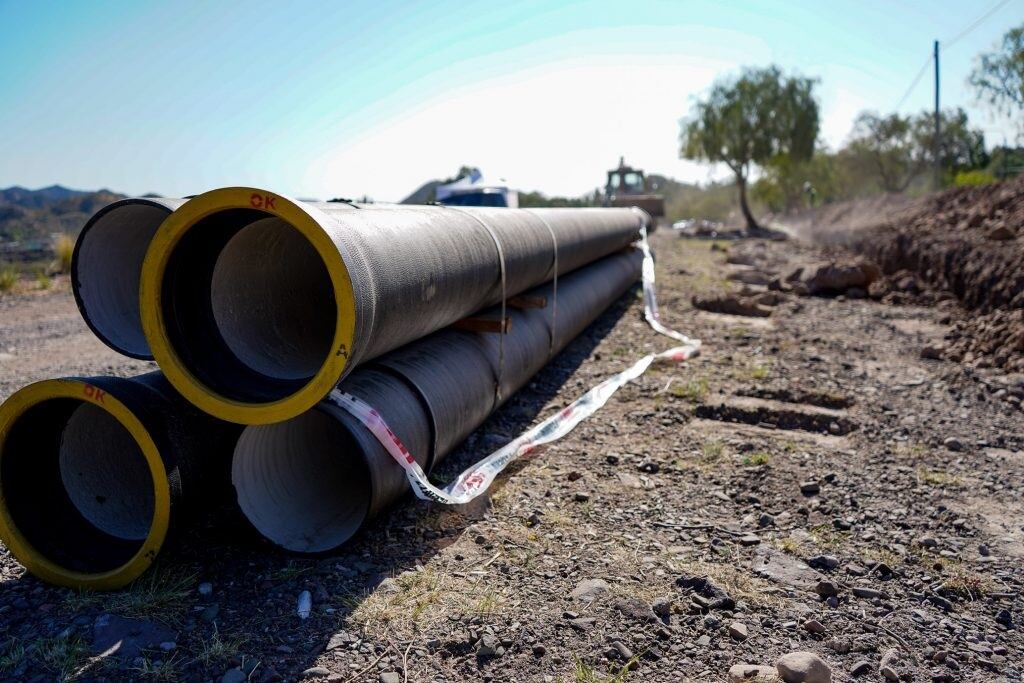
<box><xmin>0</xmin><ymin>231</ymin><xmax>1021</xmax><ymax>682</ymax></box>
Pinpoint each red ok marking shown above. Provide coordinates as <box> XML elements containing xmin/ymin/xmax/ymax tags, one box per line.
<box><xmin>249</xmin><ymin>193</ymin><xmax>277</xmax><ymax>210</ymax></box>
<box><xmin>83</xmin><ymin>384</ymin><xmax>106</xmax><ymax>403</ymax></box>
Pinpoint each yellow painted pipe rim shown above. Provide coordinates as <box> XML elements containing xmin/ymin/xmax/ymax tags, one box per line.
<box><xmin>0</xmin><ymin>379</ymin><xmax>171</xmax><ymax>590</ymax></box>
<box><xmin>139</xmin><ymin>187</ymin><xmax>357</xmax><ymax>425</ymax></box>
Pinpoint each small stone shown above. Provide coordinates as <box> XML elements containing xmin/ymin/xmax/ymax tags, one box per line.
<box><xmin>610</xmin><ymin>641</ymin><xmax>634</xmax><ymax>660</ymax></box>
<box><xmin>879</xmin><ymin>647</ymin><xmax>901</xmax><ymax>681</ymax></box>
<box><xmin>651</xmin><ymin>597</ymin><xmax>673</xmax><ymax>617</ymax></box>
<box><xmin>758</xmin><ymin>513</ymin><xmax>776</xmax><ymax>528</ymax></box>
<box><xmin>987</xmin><ymin>225</ymin><xmax>1015</xmax><ymax>240</ymax></box>
<box><xmin>159</xmin><ymin>641</ymin><xmax>176</xmax><ymax>651</ymax></box>
<box><xmin>978</xmin><ymin>544</ymin><xmax>990</xmax><ymax>557</ymax></box>
<box><xmin>850</xmin><ymin>660</ymin><xmax>871</xmax><ymax>677</ymax></box>
<box><xmin>996</xmin><ymin>609</ymin><xmax>1012</xmax><ymax>626</ymax></box>
<box><xmin>198</xmin><ymin>582</ymin><xmax>213</xmax><ymax>597</ymax></box>
<box><xmin>807</xmin><ymin>555</ymin><xmax>840</xmax><ymax>571</ymax></box>
<box><xmin>571</xmin><ymin>578</ymin><xmax>609</xmax><ymax>601</ymax></box>
<box><xmin>221</xmin><ymin>669</ymin><xmax>247</xmax><ymax>683</ymax></box>
<box><xmin>566</xmin><ymin>470</ymin><xmax>583</xmax><ymax>481</ymax></box>
<box><xmin>803</xmin><ymin>620</ymin><xmax>825</xmax><ymax>634</ymax></box>
<box><xmin>739</xmin><ymin>534</ymin><xmax>761</xmax><ymax>546</ymax></box>
<box><xmin>729</xmin><ymin>664</ymin><xmax>781</xmax><ymax>682</ymax></box>
<box><xmin>573</xmin><ymin>492</ymin><xmax>590</xmax><ymax>502</ymax></box>
<box><xmin>696</xmin><ymin>634</ymin><xmax>711</xmax><ymax>647</ymax></box>
<box><xmin>532</xmin><ymin>644</ymin><xmax>546</xmax><ymax>657</ymax></box>
<box><xmin>800</xmin><ymin>481</ymin><xmax>821</xmax><ymax>496</ymax></box>
<box><xmin>326</xmin><ymin>630</ymin><xmax>356</xmax><ymax>651</ymax></box>
<box><xmin>851</xmin><ymin>587</ymin><xmax>886</xmax><ymax>600</ymax></box>
<box><xmin>379</xmin><ymin>673</ymin><xmax>402</xmax><ymax>683</ymax></box>
<box><xmin>729</xmin><ymin>622</ymin><xmax>749</xmax><ymax>641</ymax></box>
<box><xmin>477</xmin><ymin>634</ymin><xmax>500</xmax><ymax>657</ymax></box>
<box><xmin>637</xmin><ymin>461</ymin><xmax>660</xmax><ymax>474</ymax></box>
<box><xmin>814</xmin><ymin>580</ymin><xmax>839</xmax><ymax>597</ymax></box>
<box><xmin>301</xmin><ymin>666</ymin><xmax>331</xmax><ymax>679</ymax></box>
<box><xmin>776</xmin><ymin>651</ymin><xmax>832</xmax><ymax>683</ymax></box>
<box><xmin>942</xmin><ymin>437</ymin><xmax>963</xmax><ymax>452</ymax></box>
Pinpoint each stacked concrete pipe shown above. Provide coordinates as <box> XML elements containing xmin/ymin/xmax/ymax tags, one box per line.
<box><xmin>0</xmin><ymin>189</ymin><xmax>651</xmax><ymax>588</ymax></box>
<box><xmin>139</xmin><ymin>187</ymin><xmax>645</xmax><ymax>424</ymax></box>
<box><xmin>72</xmin><ymin>197</ymin><xmax>186</xmax><ymax>359</ymax></box>
<box><xmin>0</xmin><ymin>373</ymin><xmax>241</xmax><ymax>589</ymax></box>
<box><xmin>231</xmin><ymin>249</ymin><xmax>642</xmax><ymax>553</ymax></box>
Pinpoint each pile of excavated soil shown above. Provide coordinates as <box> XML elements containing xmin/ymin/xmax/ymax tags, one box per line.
<box><xmin>794</xmin><ymin>177</ymin><xmax>1024</xmax><ymax>371</ymax></box>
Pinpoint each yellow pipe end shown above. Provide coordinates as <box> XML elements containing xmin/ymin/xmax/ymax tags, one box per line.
<box><xmin>140</xmin><ymin>187</ymin><xmax>357</xmax><ymax>425</ymax></box>
<box><xmin>0</xmin><ymin>379</ymin><xmax>171</xmax><ymax>590</ymax></box>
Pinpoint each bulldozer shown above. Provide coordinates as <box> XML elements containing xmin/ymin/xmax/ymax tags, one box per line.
<box><xmin>604</xmin><ymin>157</ymin><xmax>665</xmax><ymax>227</ymax></box>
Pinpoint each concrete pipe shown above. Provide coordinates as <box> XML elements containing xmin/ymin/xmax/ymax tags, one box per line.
<box><xmin>231</xmin><ymin>249</ymin><xmax>641</xmax><ymax>553</ymax></box>
<box><xmin>72</xmin><ymin>198</ymin><xmax>185</xmax><ymax>359</ymax></box>
<box><xmin>140</xmin><ymin>188</ymin><xmax>646</xmax><ymax>424</ymax></box>
<box><xmin>0</xmin><ymin>373</ymin><xmax>240</xmax><ymax>589</ymax></box>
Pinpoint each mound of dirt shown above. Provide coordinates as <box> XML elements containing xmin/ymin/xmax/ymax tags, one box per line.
<box><xmin>795</xmin><ymin>176</ymin><xmax>1024</xmax><ymax>371</ymax></box>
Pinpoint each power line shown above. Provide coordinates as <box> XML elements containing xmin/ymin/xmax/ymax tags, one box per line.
<box><xmin>893</xmin><ymin>53</ymin><xmax>933</xmax><ymax>110</ymax></box>
<box><xmin>942</xmin><ymin>0</ymin><xmax>1013</xmax><ymax>51</ymax></box>
<box><xmin>891</xmin><ymin>0</ymin><xmax>1013</xmax><ymax>111</ymax></box>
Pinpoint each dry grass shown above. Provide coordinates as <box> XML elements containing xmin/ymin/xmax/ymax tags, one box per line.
<box><xmin>916</xmin><ymin>467</ymin><xmax>963</xmax><ymax>488</ymax></box>
<box><xmin>742</xmin><ymin>452</ymin><xmax>771</xmax><ymax>466</ymax></box>
<box><xmin>670</xmin><ymin>558</ymin><xmax>786</xmax><ymax>609</ymax></box>
<box><xmin>670</xmin><ymin>377</ymin><xmax>710</xmax><ymax>402</ymax></box>
<box><xmin>52</xmin><ymin>233</ymin><xmax>75</xmax><ymax>274</ymax></box>
<box><xmin>63</xmin><ymin>565</ymin><xmax>196</xmax><ymax>624</ymax></box>
<box><xmin>0</xmin><ymin>265</ymin><xmax>17</xmax><ymax>293</ymax></box>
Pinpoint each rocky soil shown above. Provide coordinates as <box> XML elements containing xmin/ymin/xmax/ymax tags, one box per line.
<box><xmin>0</xmin><ymin>230</ymin><xmax>1022</xmax><ymax>682</ymax></box>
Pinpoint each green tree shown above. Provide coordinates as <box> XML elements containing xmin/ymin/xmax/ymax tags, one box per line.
<box><xmin>680</xmin><ymin>65</ymin><xmax>819</xmax><ymax>231</ymax></box>
<box><xmin>846</xmin><ymin>112</ymin><xmax>921</xmax><ymax>193</ymax></box>
<box><xmin>970</xmin><ymin>23</ymin><xmax>1024</xmax><ymax>132</ymax></box>
<box><xmin>912</xmin><ymin>107</ymin><xmax>987</xmax><ymax>175</ymax></box>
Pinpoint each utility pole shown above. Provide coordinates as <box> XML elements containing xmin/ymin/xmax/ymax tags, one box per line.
<box><xmin>934</xmin><ymin>40</ymin><xmax>941</xmax><ymax>190</ymax></box>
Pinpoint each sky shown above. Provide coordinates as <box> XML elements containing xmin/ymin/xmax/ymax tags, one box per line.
<box><xmin>0</xmin><ymin>0</ymin><xmax>1021</xmax><ymax>202</ymax></box>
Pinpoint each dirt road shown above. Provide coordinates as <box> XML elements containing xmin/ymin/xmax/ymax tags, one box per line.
<box><xmin>0</xmin><ymin>233</ymin><xmax>1021</xmax><ymax>682</ymax></box>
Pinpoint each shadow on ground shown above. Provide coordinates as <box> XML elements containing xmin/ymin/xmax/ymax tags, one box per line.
<box><xmin>0</xmin><ymin>289</ymin><xmax>635</xmax><ymax>682</ymax></box>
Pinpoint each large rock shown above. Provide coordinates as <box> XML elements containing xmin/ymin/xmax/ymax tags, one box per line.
<box><xmin>692</xmin><ymin>294</ymin><xmax>772</xmax><ymax>318</ymax></box>
<box><xmin>775</xmin><ymin>651</ymin><xmax>832</xmax><ymax>683</ymax></box>
<box><xmin>753</xmin><ymin>547</ymin><xmax>826</xmax><ymax>591</ymax></box>
<box><xmin>571</xmin><ymin>578</ymin><xmax>610</xmax><ymax>601</ymax></box>
<box><xmin>729</xmin><ymin>664</ymin><xmax>782</xmax><ymax>682</ymax></box>
<box><xmin>91</xmin><ymin>614</ymin><xmax>177</xmax><ymax>659</ymax></box>
<box><xmin>790</xmin><ymin>261</ymin><xmax>880</xmax><ymax>296</ymax></box>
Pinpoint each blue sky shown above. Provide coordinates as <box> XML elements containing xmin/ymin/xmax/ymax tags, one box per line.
<box><xmin>0</xmin><ymin>0</ymin><xmax>1020</xmax><ymax>201</ymax></box>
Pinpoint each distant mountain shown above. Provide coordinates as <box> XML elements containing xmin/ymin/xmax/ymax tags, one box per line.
<box><xmin>0</xmin><ymin>185</ymin><xmax>127</xmax><ymax>250</ymax></box>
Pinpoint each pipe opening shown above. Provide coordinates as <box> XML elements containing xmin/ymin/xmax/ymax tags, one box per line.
<box><xmin>75</xmin><ymin>204</ymin><xmax>168</xmax><ymax>357</ymax></box>
<box><xmin>59</xmin><ymin>403</ymin><xmax>155</xmax><ymax>541</ymax></box>
<box><xmin>232</xmin><ymin>409</ymin><xmax>370</xmax><ymax>553</ymax></box>
<box><xmin>161</xmin><ymin>210</ymin><xmax>337</xmax><ymax>402</ymax></box>
<box><xmin>1</xmin><ymin>398</ymin><xmax>155</xmax><ymax>573</ymax></box>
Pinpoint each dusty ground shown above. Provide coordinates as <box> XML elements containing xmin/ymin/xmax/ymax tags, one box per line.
<box><xmin>0</xmin><ymin>231</ymin><xmax>1022</xmax><ymax>682</ymax></box>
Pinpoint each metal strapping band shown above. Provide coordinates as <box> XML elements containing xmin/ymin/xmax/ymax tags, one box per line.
<box><xmin>442</xmin><ymin>206</ymin><xmax>507</xmax><ymax>406</ymax></box>
<box><xmin>526</xmin><ymin>210</ymin><xmax>559</xmax><ymax>356</ymax></box>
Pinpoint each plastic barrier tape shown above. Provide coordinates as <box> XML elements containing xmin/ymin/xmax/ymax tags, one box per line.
<box><xmin>329</xmin><ymin>227</ymin><xmax>701</xmax><ymax>505</ymax></box>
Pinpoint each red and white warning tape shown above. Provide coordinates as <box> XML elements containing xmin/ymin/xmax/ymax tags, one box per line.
<box><xmin>328</xmin><ymin>227</ymin><xmax>701</xmax><ymax>505</ymax></box>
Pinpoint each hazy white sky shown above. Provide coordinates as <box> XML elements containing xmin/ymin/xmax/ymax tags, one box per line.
<box><xmin>0</xmin><ymin>0</ymin><xmax>1020</xmax><ymax>201</ymax></box>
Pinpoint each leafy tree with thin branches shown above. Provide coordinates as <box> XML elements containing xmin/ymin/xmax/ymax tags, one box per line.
<box><xmin>680</xmin><ymin>65</ymin><xmax>819</xmax><ymax>232</ymax></box>
<box><xmin>970</xmin><ymin>23</ymin><xmax>1024</xmax><ymax>134</ymax></box>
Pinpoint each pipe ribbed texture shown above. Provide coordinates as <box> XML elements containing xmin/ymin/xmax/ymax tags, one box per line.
<box><xmin>0</xmin><ymin>372</ymin><xmax>240</xmax><ymax>589</ymax></box>
<box><xmin>231</xmin><ymin>249</ymin><xmax>641</xmax><ymax>552</ymax></box>
<box><xmin>141</xmin><ymin>188</ymin><xmax>646</xmax><ymax>423</ymax></box>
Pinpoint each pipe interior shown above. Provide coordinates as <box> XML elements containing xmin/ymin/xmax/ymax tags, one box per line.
<box><xmin>232</xmin><ymin>409</ymin><xmax>370</xmax><ymax>553</ymax></box>
<box><xmin>161</xmin><ymin>210</ymin><xmax>337</xmax><ymax>402</ymax></box>
<box><xmin>0</xmin><ymin>398</ymin><xmax>154</xmax><ymax>573</ymax></box>
<box><xmin>211</xmin><ymin>217</ymin><xmax>335</xmax><ymax>381</ymax></box>
<box><xmin>58</xmin><ymin>403</ymin><xmax>155</xmax><ymax>541</ymax></box>
<box><xmin>76</xmin><ymin>204</ymin><xmax>167</xmax><ymax>356</ymax></box>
